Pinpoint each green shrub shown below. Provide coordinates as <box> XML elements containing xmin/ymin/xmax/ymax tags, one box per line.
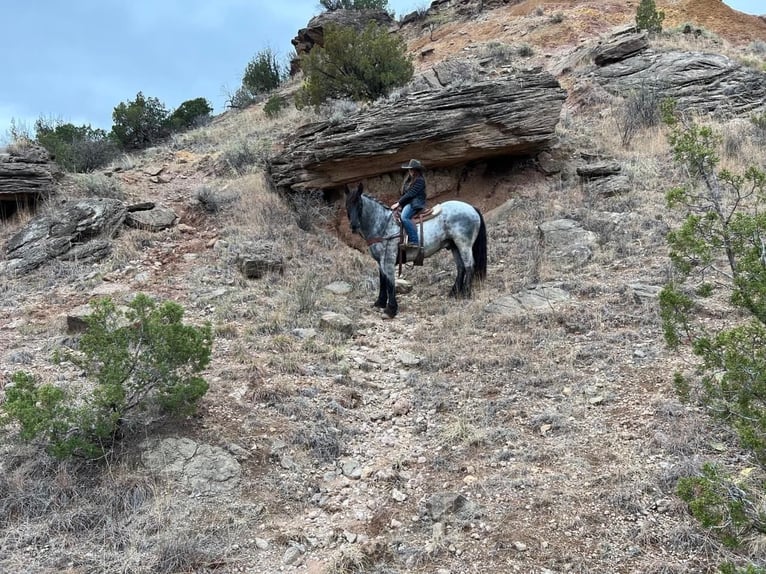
<box><xmin>168</xmin><ymin>97</ymin><xmax>213</xmax><ymax>131</ymax></box>
<box><xmin>242</xmin><ymin>48</ymin><xmax>285</xmax><ymax>96</ymax></box>
<box><xmin>264</xmin><ymin>94</ymin><xmax>287</xmax><ymax>119</ymax></box>
<box><xmin>635</xmin><ymin>0</ymin><xmax>665</xmax><ymax>33</ymax></box>
<box><xmin>111</xmin><ymin>92</ymin><xmax>171</xmax><ymax>150</ymax></box>
<box><xmin>297</xmin><ymin>22</ymin><xmax>413</xmax><ymax>109</ymax></box>
<box><xmin>719</xmin><ymin>564</ymin><xmax>766</xmax><ymax>574</ymax></box>
<box><xmin>74</xmin><ymin>173</ymin><xmax>126</xmax><ymax>200</ymax></box>
<box><xmin>676</xmin><ymin>463</ymin><xmax>764</xmax><ymax>548</ymax></box>
<box><xmin>34</xmin><ymin>117</ymin><xmax>118</xmax><ymax>172</ymax></box>
<box><xmin>1</xmin><ymin>295</ymin><xmax>212</xmax><ymax>459</ymax></box>
<box><xmin>227</xmin><ymin>86</ymin><xmax>258</xmax><ymax>110</ymax></box>
<box><xmin>516</xmin><ymin>43</ymin><xmax>534</xmax><ymax>57</ymax></box>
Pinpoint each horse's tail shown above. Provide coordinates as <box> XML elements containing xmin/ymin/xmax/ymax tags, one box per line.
<box><xmin>473</xmin><ymin>208</ymin><xmax>487</xmax><ymax>281</ymax></box>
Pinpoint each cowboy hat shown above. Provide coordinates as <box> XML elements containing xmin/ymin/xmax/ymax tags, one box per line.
<box><xmin>401</xmin><ymin>159</ymin><xmax>423</xmax><ymax>170</ymax></box>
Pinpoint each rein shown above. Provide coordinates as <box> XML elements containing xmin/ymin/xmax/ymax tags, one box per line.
<box><xmin>365</xmin><ymin>234</ymin><xmax>399</xmax><ymax>246</ymax></box>
<box><xmin>361</xmin><ymin>205</ymin><xmax>397</xmax><ymax>246</ymax></box>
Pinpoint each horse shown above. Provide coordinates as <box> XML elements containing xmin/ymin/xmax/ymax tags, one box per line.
<box><xmin>345</xmin><ymin>182</ymin><xmax>487</xmax><ymax>318</ymax></box>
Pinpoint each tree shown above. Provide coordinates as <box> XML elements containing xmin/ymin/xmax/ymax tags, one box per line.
<box><xmin>660</xmin><ymin>116</ymin><xmax>766</xmax><ymax>557</ymax></box>
<box><xmin>319</xmin><ymin>0</ymin><xmax>388</xmax><ymax>11</ymax></box>
<box><xmin>168</xmin><ymin>97</ymin><xmax>213</xmax><ymax>131</ymax></box>
<box><xmin>227</xmin><ymin>49</ymin><xmax>286</xmax><ymax>110</ymax></box>
<box><xmin>0</xmin><ymin>295</ymin><xmax>213</xmax><ymax>459</ymax></box>
<box><xmin>111</xmin><ymin>92</ymin><xmax>171</xmax><ymax>150</ymax></box>
<box><xmin>297</xmin><ymin>22</ymin><xmax>413</xmax><ymax>108</ymax></box>
<box><xmin>635</xmin><ymin>0</ymin><xmax>665</xmax><ymax>33</ymax></box>
<box><xmin>34</xmin><ymin>117</ymin><xmax>118</xmax><ymax>172</ymax></box>
<box><xmin>242</xmin><ymin>48</ymin><xmax>285</xmax><ymax>96</ymax></box>
<box><xmin>660</xmin><ymin>118</ymin><xmax>766</xmax><ymax>464</ymax></box>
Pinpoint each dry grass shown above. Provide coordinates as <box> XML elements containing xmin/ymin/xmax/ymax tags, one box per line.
<box><xmin>3</xmin><ymin>5</ymin><xmax>766</xmax><ymax>574</ymax></box>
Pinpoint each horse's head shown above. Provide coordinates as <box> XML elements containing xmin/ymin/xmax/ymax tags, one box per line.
<box><xmin>344</xmin><ymin>182</ymin><xmax>364</xmax><ymax>234</ymax></box>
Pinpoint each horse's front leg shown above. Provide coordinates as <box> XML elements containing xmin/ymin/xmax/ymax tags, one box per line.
<box><xmin>373</xmin><ymin>268</ymin><xmax>388</xmax><ymax>309</ymax></box>
<box><xmin>381</xmin><ymin>251</ymin><xmax>398</xmax><ymax>318</ymax></box>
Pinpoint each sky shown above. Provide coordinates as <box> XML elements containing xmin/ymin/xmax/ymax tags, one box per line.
<box><xmin>0</xmin><ymin>0</ymin><xmax>762</xmax><ymax>143</ymax></box>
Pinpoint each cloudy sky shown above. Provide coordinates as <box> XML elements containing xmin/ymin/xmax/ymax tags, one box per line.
<box><xmin>1</xmin><ymin>0</ymin><xmax>761</xmax><ymax>143</ymax></box>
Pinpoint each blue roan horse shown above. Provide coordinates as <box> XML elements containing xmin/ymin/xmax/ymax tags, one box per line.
<box><xmin>345</xmin><ymin>183</ymin><xmax>487</xmax><ymax>318</ymax></box>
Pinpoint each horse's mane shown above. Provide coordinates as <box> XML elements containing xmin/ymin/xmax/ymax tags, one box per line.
<box><xmin>362</xmin><ymin>192</ymin><xmax>391</xmax><ymax>211</ymax></box>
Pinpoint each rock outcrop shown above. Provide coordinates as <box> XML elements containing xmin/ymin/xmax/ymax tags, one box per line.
<box><xmin>591</xmin><ymin>44</ymin><xmax>766</xmax><ymax>115</ymax></box>
<box><xmin>1</xmin><ymin>197</ymin><xmax>126</xmax><ymax>275</ymax></box>
<box><xmin>0</xmin><ymin>144</ymin><xmax>61</xmax><ymax>215</ymax></box>
<box><xmin>592</xmin><ymin>28</ymin><xmax>649</xmax><ymax>66</ymax></box>
<box><xmin>269</xmin><ymin>65</ymin><xmax>566</xmax><ymax>192</ymax></box>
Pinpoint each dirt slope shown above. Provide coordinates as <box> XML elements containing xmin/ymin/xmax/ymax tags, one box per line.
<box><xmin>1</xmin><ymin>2</ymin><xmax>766</xmax><ymax>573</ymax></box>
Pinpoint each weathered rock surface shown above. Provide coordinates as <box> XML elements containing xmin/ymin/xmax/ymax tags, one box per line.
<box><xmin>320</xmin><ymin>311</ymin><xmax>354</xmax><ymax>336</ymax></box>
<box><xmin>539</xmin><ymin>218</ymin><xmax>599</xmax><ymax>269</ymax></box>
<box><xmin>141</xmin><ymin>437</ymin><xmax>242</xmax><ymax>495</ymax></box>
<box><xmin>2</xmin><ymin>197</ymin><xmax>126</xmax><ymax>274</ymax></box>
<box><xmin>0</xmin><ymin>144</ymin><xmax>61</xmax><ymax>207</ymax></box>
<box><xmin>269</xmin><ymin>66</ymin><xmax>566</xmax><ymax>191</ymax></box>
<box><xmin>125</xmin><ymin>204</ymin><xmax>178</xmax><ymax>231</ymax></box>
<box><xmin>592</xmin><ymin>28</ymin><xmax>649</xmax><ymax>66</ymax></box>
<box><xmin>485</xmin><ymin>284</ymin><xmax>571</xmax><ymax>317</ymax></box>
<box><xmin>577</xmin><ymin>162</ymin><xmax>622</xmax><ymax>178</ymax></box>
<box><xmin>593</xmin><ymin>49</ymin><xmax>766</xmax><ymax>114</ymax></box>
<box><xmin>232</xmin><ymin>240</ymin><xmax>285</xmax><ymax>279</ymax></box>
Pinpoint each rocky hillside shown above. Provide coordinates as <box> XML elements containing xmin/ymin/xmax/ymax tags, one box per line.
<box><xmin>1</xmin><ymin>1</ymin><xmax>765</xmax><ymax>573</ymax></box>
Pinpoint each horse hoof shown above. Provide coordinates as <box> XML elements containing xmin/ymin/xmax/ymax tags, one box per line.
<box><xmin>372</xmin><ymin>301</ymin><xmax>386</xmax><ymax>309</ymax></box>
<box><xmin>383</xmin><ymin>308</ymin><xmax>397</xmax><ymax>319</ymax></box>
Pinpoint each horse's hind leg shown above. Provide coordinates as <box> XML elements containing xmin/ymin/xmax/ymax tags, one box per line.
<box><xmin>449</xmin><ymin>247</ymin><xmax>466</xmax><ymax>298</ymax></box>
<box><xmin>451</xmin><ymin>244</ymin><xmax>475</xmax><ymax>298</ymax></box>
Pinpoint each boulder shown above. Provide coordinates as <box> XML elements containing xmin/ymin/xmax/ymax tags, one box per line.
<box><xmin>125</xmin><ymin>204</ymin><xmax>178</xmax><ymax>231</ymax></box>
<box><xmin>233</xmin><ymin>240</ymin><xmax>285</xmax><ymax>279</ymax></box>
<box><xmin>485</xmin><ymin>284</ymin><xmax>571</xmax><ymax>317</ymax></box>
<box><xmin>538</xmin><ymin>218</ymin><xmax>599</xmax><ymax>269</ymax></box>
<box><xmin>577</xmin><ymin>162</ymin><xmax>622</xmax><ymax>177</ymax></box>
<box><xmin>2</xmin><ymin>197</ymin><xmax>126</xmax><ymax>275</ymax></box>
<box><xmin>141</xmin><ymin>437</ymin><xmax>242</xmax><ymax>495</ymax></box>
<box><xmin>592</xmin><ymin>27</ymin><xmax>649</xmax><ymax>66</ymax></box>
<box><xmin>269</xmin><ymin>65</ymin><xmax>566</xmax><ymax>192</ymax></box>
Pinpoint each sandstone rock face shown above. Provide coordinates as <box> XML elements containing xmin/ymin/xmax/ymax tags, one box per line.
<box><xmin>592</xmin><ymin>28</ymin><xmax>649</xmax><ymax>66</ymax></box>
<box><xmin>0</xmin><ymin>144</ymin><xmax>61</xmax><ymax>213</ymax></box>
<box><xmin>2</xmin><ymin>197</ymin><xmax>126</xmax><ymax>274</ymax></box>
<box><xmin>593</xmin><ymin>49</ymin><xmax>766</xmax><ymax>114</ymax></box>
<box><xmin>269</xmin><ymin>66</ymin><xmax>566</xmax><ymax>192</ymax></box>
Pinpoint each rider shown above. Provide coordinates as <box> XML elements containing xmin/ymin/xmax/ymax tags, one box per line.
<box><xmin>391</xmin><ymin>159</ymin><xmax>427</xmax><ymax>246</ymax></box>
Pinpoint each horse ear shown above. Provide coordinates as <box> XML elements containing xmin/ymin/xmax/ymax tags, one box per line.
<box><xmin>346</xmin><ymin>182</ymin><xmax>362</xmax><ymax>198</ymax></box>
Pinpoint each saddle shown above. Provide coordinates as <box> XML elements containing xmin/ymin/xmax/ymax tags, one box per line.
<box><xmin>396</xmin><ymin>204</ymin><xmax>442</xmax><ymax>269</ymax></box>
